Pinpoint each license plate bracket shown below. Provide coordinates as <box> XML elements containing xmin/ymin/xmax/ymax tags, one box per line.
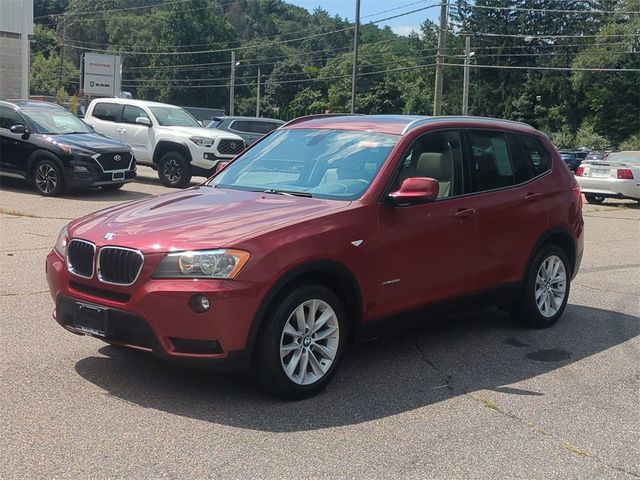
<box><xmin>74</xmin><ymin>302</ymin><xmax>107</xmax><ymax>337</ymax></box>
<box><xmin>112</xmin><ymin>171</ymin><xmax>125</xmax><ymax>181</ymax></box>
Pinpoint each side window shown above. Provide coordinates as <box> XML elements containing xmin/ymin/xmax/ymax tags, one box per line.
<box><xmin>392</xmin><ymin>130</ymin><xmax>462</xmax><ymax>198</ymax></box>
<box><xmin>0</xmin><ymin>107</ymin><xmax>24</xmax><ymax>130</ymax></box>
<box><xmin>513</xmin><ymin>134</ymin><xmax>551</xmax><ymax>180</ymax></box>
<box><xmin>229</xmin><ymin>120</ymin><xmax>253</xmax><ymax>133</ymax></box>
<box><xmin>121</xmin><ymin>105</ymin><xmax>149</xmax><ymax>124</ymax></box>
<box><xmin>467</xmin><ymin>131</ymin><xmax>515</xmax><ymax>192</ymax></box>
<box><xmin>254</xmin><ymin>121</ymin><xmax>280</xmax><ymax>134</ymax></box>
<box><xmin>92</xmin><ymin>102</ymin><xmax>120</xmax><ymax>122</ymax></box>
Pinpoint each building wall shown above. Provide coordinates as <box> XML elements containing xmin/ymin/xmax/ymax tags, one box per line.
<box><xmin>0</xmin><ymin>33</ymin><xmax>23</xmax><ymax>99</ymax></box>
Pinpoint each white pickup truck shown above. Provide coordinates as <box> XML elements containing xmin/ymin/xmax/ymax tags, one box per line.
<box><xmin>84</xmin><ymin>98</ymin><xmax>245</xmax><ymax>188</ymax></box>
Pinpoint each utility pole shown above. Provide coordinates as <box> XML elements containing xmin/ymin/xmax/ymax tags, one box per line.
<box><xmin>20</xmin><ymin>0</ymin><xmax>30</xmax><ymax>98</ymax></box>
<box><xmin>256</xmin><ymin>66</ymin><xmax>261</xmax><ymax>117</ymax></box>
<box><xmin>230</xmin><ymin>50</ymin><xmax>236</xmax><ymax>116</ymax></box>
<box><xmin>462</xmin><ymin>36</ymin><xmax>471</xmax><ymax>116</ymax></box>
<box><xmin>59</xmin><ymin>14</ymin><xmax>66</xmax><ymax>90</ymax></box>
<box><xmin>350</xmin><ymin>0</ymin><xmax>361</xmax><ymax>114</ymax></box>
<box><xmin>433</xmin><ymin>0</ymin><xmax>448</xmax><ymax>116</ymax></box>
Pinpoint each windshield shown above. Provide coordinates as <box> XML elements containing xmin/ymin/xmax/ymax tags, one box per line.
<box><xmin>149</xmin><ymin>106</ymin><xmax>200</xmax><ymax>127</ymax></box>
<box><xmin>606</xmin><ymin>152</ymin><xmax>640</xmax><ymax>164</ymax></box>
<box><xmin>24</xmin><ymin>108</ymin><xmax>93</xmax><ymax>134</ymax></box>
<box><xmin>209</xmin><ymin>128</ymin><xmax>398</xmax><ymax>200</ymax></box>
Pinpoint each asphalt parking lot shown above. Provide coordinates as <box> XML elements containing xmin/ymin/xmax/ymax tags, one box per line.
<box><xmin>1</xmin><ymin>167</ymin><xmax>639</xmax><ymax>479</ymax></box>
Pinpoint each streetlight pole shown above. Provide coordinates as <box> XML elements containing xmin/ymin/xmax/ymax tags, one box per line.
<box><xmin>350</xmin><ymin>0</ymin><xmax>360</xmax><ymax>114</ymax></box>
<box><xmin>462</xmin><ymin>36</ymin><xmax>471</xmax><ymax>116</ymax></box>
<box><xmin>256</xmin><ymin>66</ymin><xmax>261</xmax><ymax>117</ymax></box>
<box><xmin>230</xmin><ymin>50</ymin><xmax>236</xmax><ymax>116</ymax></box>
<box><xmin>433</xmin><ymin>0</ymin><xmax>448</xmax><ymax>116</ymax></box>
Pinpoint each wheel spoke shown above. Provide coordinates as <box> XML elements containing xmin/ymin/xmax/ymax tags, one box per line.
<box><xmin>294</xmin><ymin>305</ymin><xmax>306</xmax><ymax>334</ymax></box>
<box><xmin>297</xmin><ymin>349</ymin><xmax>309</xmax><ymax>383</ymax></box>
<box><xmin>312</xmin><ymin>342</ymin><xmax>335</xmax><ymax>360</ymax></box>
<box><xmin>284</xmin><ymin>349</ymin><xmax>302</xmax><ymax>378</ymax></box>
<box><xmin>306</xmin><ymin>300</ymin><xmax>318</xmax><ymax>332</ymax></box>
<box><xmin>308</xmin><ymin>350</ymin><xmax>326</xmax><ymax>376</ymax></box>
<box><xmin>283</xmin><ymin>322</ymin><xmax>302</xmax><ymax>338</ymax></box>
<box><xmin>314</xmin><ymin>325</ymin><xmax>338</xmax><ymax>341</ymax></box>
<box><xmin>280</xmin><ymin>342</ymin><xmax>299</xmax><ymax>357</ymax></box>
<box><xmin>312</xmin><ymin>309</ymin><xmax>333</xmax><ymax>333</ymax></box>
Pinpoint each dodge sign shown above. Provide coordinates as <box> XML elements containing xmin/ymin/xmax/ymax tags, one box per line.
<box><xmin>82</xmin><ymin>53</ymin><xmax>122</xmax><ymax>97</ymax></box>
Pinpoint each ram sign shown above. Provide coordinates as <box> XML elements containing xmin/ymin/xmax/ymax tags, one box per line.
<box><xmin>82</xmin><ymin>53</ymin><xmax>122</xmax><ymax>97</ymax></box>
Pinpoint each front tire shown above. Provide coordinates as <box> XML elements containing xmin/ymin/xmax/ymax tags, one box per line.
<box><xmin>158</xmin><ymin>151</ymin><xmax>191</xmax><ymax>188</ymax></box>
<box><xmin>33</xmin><ymin>159</ymin><xmax>65</xmax><ymax>196</ymax></box>
<box><xmin>253</xmin><ymin>285</ymin><xmax>347</xmax><ymax>399</ymax></box>
<box><xmin>512</xmin><ymin>245</ymin><xmax>571</xmax><ymax>329</ymax></box>
<box><xmin>585</xmin><ymin>194</ymin><xmax>605</xmax><ymax>204</ymax></box>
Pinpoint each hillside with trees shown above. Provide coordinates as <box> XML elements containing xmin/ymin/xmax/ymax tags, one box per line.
<box><xmin>31</xmin><ymin>0</ymin><xmax>639</xmax><ymax>148</ymax></box>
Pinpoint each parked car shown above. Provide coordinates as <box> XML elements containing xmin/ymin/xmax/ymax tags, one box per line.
<box><xmin>207</xmin><ymin>116</ymin><xmax>284</xmax><ymax>145</ymax></box>
<box><xmin>585</xmin><ymin>152</ymin><xmax>605</xmax><ymax>162</ymax></box>
<box><xmin>84</xmin><ymin>99</ymin><xmax>245</xmax><ymax>188</ymax></box>
<box><xmin>558</xmin><ymin>150</ymin><xmax>584</xmax><ymax>172</ymax></box>
<box><xmin>0</xmin><ymin>100</ymin><xmax>136</xmax><ymax>196</ymax></box>
<box><xmin>576</xmin><ymin>150</ymin><xmax>640</xmax><ymax>204</ymax></box>
<box><xmin>46</xmin><ymin>115</ymin><xmax>584</xmax><ymax>398</ymax></box>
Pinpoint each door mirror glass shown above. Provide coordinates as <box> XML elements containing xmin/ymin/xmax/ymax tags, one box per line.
<box><xmin>388</xmin><ymin>177</ymin><xmax>439</xmax><ymax>205</ymax></box>
<box><xmin>10</xmin><ymin>124</ymin><xmax>27</xmax><ymax>135</ymax></box>
<box><xmin>135</xmin><ymin>116</ymin><xmax>151</xmax><ymax>126</ymax></box>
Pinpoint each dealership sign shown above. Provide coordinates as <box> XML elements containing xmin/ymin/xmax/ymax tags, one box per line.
<box><xmin>82</xmin><ymin>53</ymin><xmax>122</xmax><ymax>97</ymax></box>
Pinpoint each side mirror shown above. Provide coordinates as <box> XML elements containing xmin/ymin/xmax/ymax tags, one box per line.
<box><xmin>214</xmin><ymin>161</ymin><xmax>230</xmax><ymax>174</ymax></box>
<box><xmin>198</xmin><ymin>120</ymin><xmax>204</xmax><ymax>127</ymax></box>
<box><xmin>135</xmin><ymin>117</ymin><xmax>152</xmax><ymax>127</ymax></box>
<box><xmin>10</xmin><ymin>124</ymin><xmax>28</xmax><ymax>135</ymax></box>
<box><xmin>388</xmin><ymin>177</ymin><xmax>439</xmax><ymax>205</ymax></box>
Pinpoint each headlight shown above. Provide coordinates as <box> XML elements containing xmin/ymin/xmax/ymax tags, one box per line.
<box><xmin>57</xmin><ymin>143</ymin><xmax>93</xmax><ymax>155</ymax></box>
<box><xmin>54</xmin><ymin>225</ymin><xmax>69</xmax><ymax>257</ymax></box>
<box><xmin>153</xmin><ymin>249</ymin><xmax>250</xmax><ymax>279</ymax></box>
<box><xmin>189</xmin><ymin>136</ymin><xmax>214</xmax><ymax>147</ymax></box>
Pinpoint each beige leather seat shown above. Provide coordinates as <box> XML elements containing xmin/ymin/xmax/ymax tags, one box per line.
<box><xmin>415</xmin><ymin>152</ymin><xmax>452</xmax><ymax>197</ymax></box>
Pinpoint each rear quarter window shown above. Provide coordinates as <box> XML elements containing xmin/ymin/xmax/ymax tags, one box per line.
<box><xmin>509</xmin><ymin>133</ymin><xmax>552</xmax><ymax>182</ymax></box>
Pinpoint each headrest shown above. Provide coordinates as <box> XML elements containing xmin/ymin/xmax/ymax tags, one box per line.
<box><xmin>417</xmin><ymin>152</ymin><xmax>451</xmax><ymax>180</ymax></box>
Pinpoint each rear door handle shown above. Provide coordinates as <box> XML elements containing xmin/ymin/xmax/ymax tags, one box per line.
<box><xmin>454</xmin><ymin>208</ymin><xmax>476</xmax><ymax>219</ymax></box>
<box><xmin>525</xmin><ymin>192</ymin><xmax>542</xmax><ymax>202</ymax></box>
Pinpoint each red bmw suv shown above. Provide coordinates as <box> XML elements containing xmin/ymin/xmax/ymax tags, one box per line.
<box><xmin>46</xmin><ymin>115</ymin><xmax>584</xmax><ymax>398</ymax></box>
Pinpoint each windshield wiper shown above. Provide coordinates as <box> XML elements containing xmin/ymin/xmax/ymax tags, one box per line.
<box><xmin>262</xmin><ymin>189</ymin><xmax>313</xmax><ymax>198</ymax></box>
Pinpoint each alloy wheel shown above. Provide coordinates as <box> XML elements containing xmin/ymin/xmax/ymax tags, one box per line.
<box><xmin>35</xmin><ymin>163</ymin><xmax>58</xmax><ymax>194</ymax></box>
<box><xmin>279</xmin><ymin>299</ymin><xmax>340</xmax><ymax>386</ymax></box>
<box><xmin>163</xmin><ymin>158</ymin><xmax>182</xmax><ymax>183</ymax></box>
<box><xmin>535</xmin><ymin>255</ymin><xmax>567</xmax><ymax>318</ymax></box>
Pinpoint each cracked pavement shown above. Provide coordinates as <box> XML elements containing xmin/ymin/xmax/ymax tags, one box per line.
<box><xmin>1</xmin><ymin>167</ymin><xmax>639</xmax><ymax>479</ymax></box>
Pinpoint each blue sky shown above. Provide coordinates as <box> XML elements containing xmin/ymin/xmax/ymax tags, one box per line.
<box><xmin>286</xmin><ymin>0</ymin><xmax>441</xmax><ymax>37</ymax></box>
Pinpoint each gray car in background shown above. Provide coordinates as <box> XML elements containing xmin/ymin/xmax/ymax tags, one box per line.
<box><xmin>207</xmin><ymin>116</ymin><xmax>284</xmax><ymax>145</ymax></box>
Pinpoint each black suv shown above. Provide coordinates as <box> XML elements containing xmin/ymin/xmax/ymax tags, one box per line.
<box><xmin>557</xmin><ymin>150</ymin><xmax>587</xmax><ymax>173</ymax></box>
<box><xmin>0</xmin><ymin>101</ymin><xmax>136</xmax><ymax>196</ymax></box>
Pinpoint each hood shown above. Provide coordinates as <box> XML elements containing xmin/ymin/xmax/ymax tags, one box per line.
<box><xmin>41</xmin><ymin>132</ymin><xmax>130</xmax><ymax>153</ymax></box>
<box><xmin>69</xmin><ymin>186</ymin><xmax>349</xmax><ymax>252</ymax></box>
<box><xmin>155</xmin><ymin>125</ymin><xmax>243</xmax><ymax>141</ymax></box>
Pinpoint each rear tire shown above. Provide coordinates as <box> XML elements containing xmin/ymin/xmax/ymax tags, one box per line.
<box><xmin>33</xmin><ymin>158</ymin><xmax>65</xmax><ymax>196</ymax></box>
<box><xmin>158</xmin><ymin>151</ymin><xmax>191</xmax><ymax>188</ymax></box>
<box><xmin>253</xmin><ymin>284</ymin><xmax>347</xmax><ymax>400</ymax></box>
<box><xmin>512</xmin><ymin>245</ymin><xmax>571</xmax><ymax>329</ymax></box>
<box><xmin>585</xmin><ymin>194</ymin><xmax>605</xmax><ymax>204</ymax></box>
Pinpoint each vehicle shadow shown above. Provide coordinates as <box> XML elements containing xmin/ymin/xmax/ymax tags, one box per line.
<box><xmin>74</xmin><ymin>304</ymin><xmax>638</xmax><ymax>432</ymax></box>
<box><xmin>0</xmin><ymin>176</ymin><xmax>153</xmax><ymax>202</ymax></box>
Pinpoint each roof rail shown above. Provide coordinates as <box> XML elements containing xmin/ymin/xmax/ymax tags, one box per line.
<box><xmin>281</xmin><ymin>113</ymin><xmax>363</xmax><ymax>128</ymax></box>
<box><xmin>401</xmin><ymin>115</ymin><xmax>534</xmax><ymax>135</ymax></box>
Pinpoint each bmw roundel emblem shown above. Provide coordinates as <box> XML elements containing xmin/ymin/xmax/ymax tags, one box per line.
<box><xmin>114</xmin><ymin>155</ymin><xmax>122</xmax><ymax>162</ymax></box>
<box><xmin>104</xmin><ymin>232</ymin><xmax>117</xmax><ymax>240</ymax></box>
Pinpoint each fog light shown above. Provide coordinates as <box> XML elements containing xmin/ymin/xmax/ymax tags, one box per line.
<box><xmin>191</xmin><ymin>294</ymin><xmax>211</xmax><ymax>313</ymax></box>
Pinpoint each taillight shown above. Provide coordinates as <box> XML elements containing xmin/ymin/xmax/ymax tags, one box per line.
<box><xmin>617</xmin><ymin>168</ymin><xmax>634</xmax><ymax>179</ymax></box>
<box><xmin>575</xmin><ymin>166</ymin><xmax>585</xmax><ymax>176</ymax></box>
<box><xmin>571</xmin><ymin>182</ymin><xmax>583</xmax><ymax>210</ymax></box>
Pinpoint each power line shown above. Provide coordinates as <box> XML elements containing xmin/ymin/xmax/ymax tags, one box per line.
<box><xmin>457</xmin><ymin>2</ymin><xmax>640</xmax><ymax>15</ymax></box>
<box><xmin>441</xmin><ymin>62</ymin><xmax>640</xmax><ymax>72</ymax></box>
<box><xmin>34</xmin><ymin>0</ymin><xmax>198</xmax><ymax>19</ymax></box>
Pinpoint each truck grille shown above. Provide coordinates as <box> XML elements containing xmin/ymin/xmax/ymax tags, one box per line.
<box><xmin>98</xmin><ymin>247</ymin><xmax>144</xmax><ymax>286</ymax></box>
<box><xmin>95</xmin><ymin>152</ymin><xmax>133</xmax><ymax>171</ymax></box>
<box><xmin>67</xmin><ymin>240</ymin><xmax>95</xmax><ymax>278</ymax></box>
<box><xmin>217</xmin><ymin>139</ymin><xmax>244</xmax><ymax>156</ymax></box>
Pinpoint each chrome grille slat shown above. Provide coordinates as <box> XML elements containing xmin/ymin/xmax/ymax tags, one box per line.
<box><xmin>67</xmin><ymin>239</ymin><xmax>96</xmax><ymax>279</ymax></box>
<box><xmin>97</xmin><ymin>246</ymin><xmax>144</xmax><ymax>286</ymax></box>
<box><xmin>217</xmin><ymin>139</ymin><xmax>244</xmax><ymax>156</ymax></box>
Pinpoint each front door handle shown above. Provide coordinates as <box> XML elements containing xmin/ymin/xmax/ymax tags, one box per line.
<box><xmin>116</xmin><ymin>128</ymin><xmax>127</xmax><ymax>133</ymax></box>
<box><xmin>525</xmin><ymin>192</ymin><xmax>542</xmax><ymax>202</ymax></box>
<box><xmin>454</xmin><ymin>208</ymin><xmax>476</xmax><ymax>219</ymax></box>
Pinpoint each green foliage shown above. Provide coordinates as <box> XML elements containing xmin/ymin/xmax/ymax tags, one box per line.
<box><xmin>31</xmin><ymin>53</ymin><xmax>79</xmax><ymax>96</ymax></box>
<box><xmin>620</xmin><ymin>133</ymin><xmax>640</xmax><ymax>151</ymax></box>
<box><xmin>69</xmin><ymin>95</ymin><xmax>78</xmax><ymax>114</ymax></box>
<box><xmin>548</xmin><ymin>126</ymin><xmax>575</xmax><ymax>150</ymax></box>
<box><xmin>575</xmin><ymin>121</ymin><xmax>611</xmax><ymax>150</ymax></box>
<box><xmin>55</xmin><ymin>86</ymin><xmax>69</xmax><ymax>105</ymax></box>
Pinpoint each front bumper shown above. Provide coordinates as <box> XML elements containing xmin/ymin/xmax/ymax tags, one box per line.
<box><xmin>577</xmin><ymin>176</ymin><xmax>640</xmax><ymax>200</ymax></box>
<box><xmin>46</xmin><ymin>250</ymin><xmax>260</xmax><ymax>371</ymax></box>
